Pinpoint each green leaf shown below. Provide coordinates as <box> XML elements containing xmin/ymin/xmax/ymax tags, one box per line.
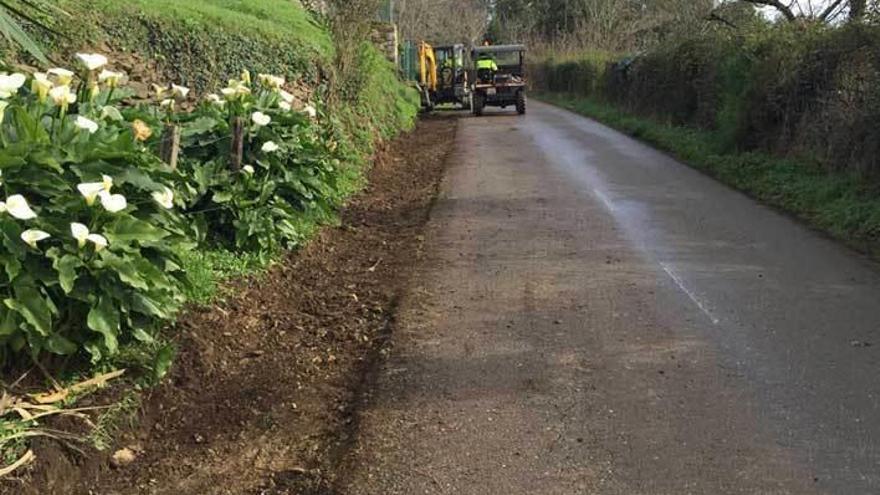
<box><xmin>5</xmin><ymin>283</ymin><xmax>53</xmax><ymax>336</ymax></box>
<box><xmin>131</xmin><ymin>292</ymin><xmax>168</xmax><ymax>318</ymax></box>
<box><xmin>11</xmin><ymin>106</ymin><xmax>49</xmax><ymax>143</ymax></box>
<box><xmin>0</xmin><ymin>5</ymin><xmax>49</xmax><ymax>65</ymax></box>
<box><xmin>101</xmin><ymin>106</ymin><xmax>124</xmax><ymax>121</ymax></box>
<box><xmin>102</xmin><ymin>253</ymin><xmax>149</xmax><ymax>290</ymax></box>
<box><xmin>45</xmin><ymin>334</ymin><xmax>77</xmax><ymax>355</ymax></box>
<box><xmin>0</xmin><ymin>254</ymin><xmax>21</xmax><ymax>281</ymax></box>
<box><xmin>182</xmin><ymin>116</ymin><xmax>219</xmax><ymax>137</ymax></box>
<box><xmin>212</xmin><ymin>191</ymin><xmax>233</xmax><ymax>203</ymax></box>
<box><xmin>105</xmin><ymin>217</ymin><xmax>169</xmax><ymax>244</ymax></box>
<box><xmin>87</xmin><ymin>296</ymin><xmax>119</xmax><ymax>355</ymax></box>
<box><xmin>53</xmin><ymin>254</ymin><xmax>82</xmax><ymax>294</ymax></box>
<box><xmin>0</xmin><ymin>307</ymin><xmax>18</xmax><ymax>337</ymax></box>
<box><xmin>131</xmin><ymin>327</ymin><xmax>154</xmax><ymax>343</ymax></box>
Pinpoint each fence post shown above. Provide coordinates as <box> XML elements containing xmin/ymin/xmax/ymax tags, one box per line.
<box><xmin>230</xmin><ymin>117</ymin><xmax>244</xmax><ymax>172</ymax></box>
<box><xmin>159</xmin><ymin>124</ymin><xmax>181</xmax><ymax>170</ymax></box>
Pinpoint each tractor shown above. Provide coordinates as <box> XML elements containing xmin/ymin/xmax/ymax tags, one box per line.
<box><xmin>470</xmin><ymin>44</ymin><xmax>527</xmax><ymax>116</ymax></box>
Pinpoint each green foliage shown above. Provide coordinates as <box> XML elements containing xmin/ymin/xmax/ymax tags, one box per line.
<box><xmin>170</xmin><ymin>77</ymin><xmax>342</xmax><ymax>255</ymax></box>
<box><xmin>43</xmin><ymin>0</ymin><xmax>333</xmax><ymax>93</ymax></box>
<box><xmin>0</xmin><ymin>0</ymin><xmax>65</xmax><ymax>64</ymax></box>
<box><xmin>0</xmin><ymin>1</ymin><xmax>418</xmax><ymax>368</ymax></box>
<box><xmin>0</xmin><ymin>62</ymin><xmax>192</xmax><ymax>364</ymax></box>
<box><xmin>181</xmin><ymin>248</ymin><xmax>268</xmax><ymax>305</ymax></box>
<box><xmin>539</xmin><ymin>92</ymin><xmax>880</xmax><ymax>254</ymax></box>
<box><xmin>534</xmin><ymin>22</ymin><xmax>880</xmax><ymax>176</ymax></box>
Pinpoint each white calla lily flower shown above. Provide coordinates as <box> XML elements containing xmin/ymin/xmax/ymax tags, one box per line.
<box><xmin>279</xmin><ymin>90</ymin><xmax>294</xmax><ymax>103</ymax></box>
<box><xmin>75</xmin><ymin>116</ymin><xmax>99</xmax><ymax>134</ymax></box>
<box><xmin>152</xmin><ymin>83</ymin><xmax>168</xmax><ymax>99</ymax></box>
<box><xmin>99</xmin><ymin>190</ymin><xmax>127</xmax><ymax>213</ymax></box>
<box><xmin>251</xmin><ymin>111</ymin><xmax>271</xmax><ymax>127</ymax></box>
<box><xmin>171</xmin><ymin>84</ymin><xmax>190</xmax><ymax>99</ymax></box>
<box><xmin>262</xmin><ymin>141</ymin><xmax>280</xmax><ymax>153</ymax></box>
<box><xmin>71</xmin><ymin>222</ymin><xmax>90</xmax><ymax>247</ymax></box>
<box><xmin>70</xmin><ymin>222</ymin><xmax>109</xmax><ymax>250</ymax></box>
<box><xmin>221</xmin><ymin>81</ymin><xmax>251</xmax><ymax>101</ymax></box>
<box><xmin>47</xmin><ymin>68</ymin><xmax>75</xmax><ymax>85</ymax></box>
<box><xmin>258</xmin><ymin>73</ymin><xmax>285</xmax><ymax>89</ymax></box>
<box><xmin>49</xmin><ymin>85</ymin><xmax>76</xmax><ymax>109</ymax></box>
<box><xmin>206</xmin><ymin>93</ymin><xmax>226</xmax><ymax>107</ymax></box>
<box><xmin>160</xmin><ymin>98</ymin><xmax>175</xmax><ymax>110</ymax></box>
<box><xmin>98</xmin><ymin>69</ymin><xmax>124</xmax><ymax>88</ymax></box>
<box><xmin>0</xmin><ymin>101</ymin><xmax>8</xmax><ymax>125</ymax></box>
<box><xmin>21</xmin><ymin>229</ymin><xmax>50</xmax><ymax>248</ymax></box>
<box><xmin>86</xmin><ymin>233</ymin><xmax>108</xmax><ymax>251</ymax></box>
<box><xmin>242</xmin><ymin>165</ymin><xmax>255</xmax><ymax>174</ymax></box>
<box><xmin>0</xmin><ymin>73</ymin><xmax>26</xmax><ymax>98</ymax></box>
<box><xmin>5</xmin><ymin>195</ymin><xmax>37</xmax><ymax>220</ymax></box>
<box><xmin>77</xmin><ymin>182</ymin><xmax>104</xmax><ymax>205</ymax></box>
<box><xmin>278</xmin><ymin>101</ymin><xmax>292</xmax><ymax>112</ymax></box>
<box><xmin>32</xmin><ymin>73</ymin><xmax>53</xmax><ymax>102</ymax></box>
<box><xmin>102</xmin><ymin>175</ymin><xmax>114</xmax><ymax>192</ymax></box>
<box><xmin>76</xmin><ymin>53</ymin><xmax>109</xmax><ymax>71</ymax></box>
<box><xmin>151</xmin><ymin>187</ymin><xmax>174</xmax><ymax>209</ymax></box>
<box><xmin>303</xmin><ymin>105</ymin><xmax>317</xmax><ymax>119</ymax></box>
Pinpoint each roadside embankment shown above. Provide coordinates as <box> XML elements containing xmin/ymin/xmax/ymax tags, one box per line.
<box><xmin>0</xmin><ymin>0</ymin><xmax>421</xmax><ymax>486</ymax></box>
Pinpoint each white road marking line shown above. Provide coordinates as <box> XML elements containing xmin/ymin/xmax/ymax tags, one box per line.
<box><xmin>593</xmin><ymin>188</ymin><xmax>616</xmax><ymax>212</ymax></box>
<box><xmin>659</xmin><ymin>262</ymin><xmax>720</xmax><ymax>325</ymax></box>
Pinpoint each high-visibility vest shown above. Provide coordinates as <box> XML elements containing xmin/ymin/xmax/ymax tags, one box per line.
<box><xmin>476</xmin><ymin>58</ymin><xmax>498</xmax><ymax>71</ymax></box>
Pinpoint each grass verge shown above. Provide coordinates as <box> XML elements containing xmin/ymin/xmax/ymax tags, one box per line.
<box><xmin>537</xmin><ymin>92</ymin><xmax>880</xmax><ymax>256</ymax></box>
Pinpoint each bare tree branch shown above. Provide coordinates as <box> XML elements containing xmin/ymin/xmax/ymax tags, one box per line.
<box><xmin>818</xmin><ymin>0</ymin><xmax>847</xmax><ymax>21</ymax></box>
<box><xmin>739</xmin><ymin>0</ymin><xmax>797</xmax><ymax>21</ymax></box>
<box><xmin>707</xmin><ymin>11</ymin><xmax>740</xmax><ymax>29</ymax></box>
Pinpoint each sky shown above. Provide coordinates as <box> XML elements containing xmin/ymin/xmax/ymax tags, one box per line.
<box><xmin>751</xmin><ymin>0</ymin><xmax>849</xmax><ymax>19</ymax></box>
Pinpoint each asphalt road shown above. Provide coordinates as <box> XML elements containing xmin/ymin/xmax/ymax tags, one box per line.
<box><xmin>339</xmin><ymin>101</ymin><xmax>880</xmax><ymax>494</ymax></box>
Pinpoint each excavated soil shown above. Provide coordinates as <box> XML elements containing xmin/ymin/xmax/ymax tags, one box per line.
<box><xmin>9</xmin><ymin>115</ymin><xmax>457</xmax><ymax>495</ymax></box>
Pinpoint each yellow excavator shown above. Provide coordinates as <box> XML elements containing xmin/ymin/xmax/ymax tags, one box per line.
<box><xmin>418</xmin><ymin>41</ymin><xmax>438</xmax><ymax>110</ymax></box>
<box><xmin>416</xmin><ymin>41</ymin><xmax>470</xmax><ymax>111</ymax></box>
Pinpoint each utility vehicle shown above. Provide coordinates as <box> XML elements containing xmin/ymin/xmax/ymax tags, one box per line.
<box><xmin>471</xmin><ymin>44</ymin><xmax>527</xmax><ymax>116</ymax></box>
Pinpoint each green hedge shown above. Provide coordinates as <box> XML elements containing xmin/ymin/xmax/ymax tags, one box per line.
<box><xmin>532</xmin><ymin>24</ymin><xmax>880</xmax><ymax>177</ymax></box>
<box><xmin>47</xmin><ymin>0</ymin><xmax>332</xmax><ymax>93</ymax></box>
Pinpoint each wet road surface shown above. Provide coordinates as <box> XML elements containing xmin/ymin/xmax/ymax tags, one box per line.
<box><xmin>339</xmin><ymin>101</ymin><xmax>880</xmax><ymax>494</ymax></box>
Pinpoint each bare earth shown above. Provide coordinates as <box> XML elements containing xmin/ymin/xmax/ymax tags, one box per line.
<box><xmin>338</xmin><ymin>102</ymin><xmax>880</xmax><ymax>494</ymax></box>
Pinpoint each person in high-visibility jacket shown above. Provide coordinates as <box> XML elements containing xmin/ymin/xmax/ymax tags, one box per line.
<box><xmin>476</xmin><ymin>53</ymin><xmax>498</xmax><ymax>72</ymax></box>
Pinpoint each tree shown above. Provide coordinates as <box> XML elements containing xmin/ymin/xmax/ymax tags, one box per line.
<box><xmin>395</xmin><ymin>0</ymin><xmax>491</xmax><ymax>45</ymax></box>
<box><xmin>731</xmin><ymin>0</ymin><xmax>863</xmax><ymax>23</ymax></box>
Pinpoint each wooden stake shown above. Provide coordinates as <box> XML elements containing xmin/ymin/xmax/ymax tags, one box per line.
<box><xmin>159</xmin><ymin>124</ymin><xmax>181</xmax><ymax>170</ymax></box>
<box><xmin>230</xmin><ymin>117</ymin><xmax>244</xmax><ymax>172</ymax></box>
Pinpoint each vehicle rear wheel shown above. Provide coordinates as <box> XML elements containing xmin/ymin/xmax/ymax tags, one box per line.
<box><xmin>516</xmin><ymin>91</ymin><xmax>526</xmax><ymax>115</ymax></box>
<box><xmin>473</xmin><ymin>94</ymin><xmax>485</xmax><ymax>116</ymax></box>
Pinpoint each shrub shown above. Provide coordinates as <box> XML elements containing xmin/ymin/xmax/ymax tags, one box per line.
<box><xmin>0</xmin><ymin>56</ymin><xmax>191</xmax><ymax>364</ymax></box>
<box><xmin>534</xmin><ymin>23</ymin><xmax>880</xmax><ymax>177</ymax></box>
<box><xmin>170</xmin><ymin>74</ymin><xmax>342</xmax><ymax>255</ymax></box>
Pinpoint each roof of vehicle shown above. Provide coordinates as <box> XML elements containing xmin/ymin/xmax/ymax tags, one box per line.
<box><xmin>472</xmin><ymin>44</ymin><xmax>527</xmax><ymax>54</ymax></box>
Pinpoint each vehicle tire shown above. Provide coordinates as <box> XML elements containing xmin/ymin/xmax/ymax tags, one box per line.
<box><xmin>473</xmin><ymin>94</ymin><xmax>485</xmax><ymax>116</ymax></box>
<box><xmin>516</xmin><ymin>91</ymin><xmax>526</xmax><ymax>115</ymax></box>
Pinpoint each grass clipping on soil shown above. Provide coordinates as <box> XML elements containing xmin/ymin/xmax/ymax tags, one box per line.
<box><xmin>1</xmin><ymin>370</ymin><xmax>126</xmax><ymax>477</ymax></box>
